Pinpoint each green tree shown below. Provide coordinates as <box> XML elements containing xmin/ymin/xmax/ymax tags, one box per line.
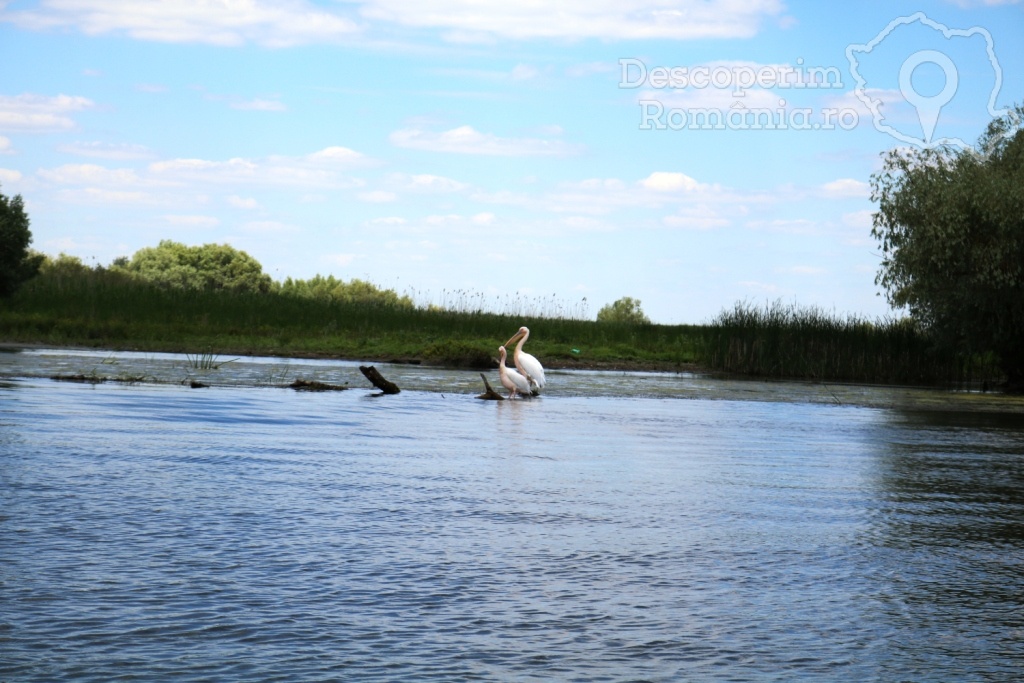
<box><xmin>871</xmin><ymin>105</ymin><xmax>1024</xmax><ymax>388</ymax></box>
<box><xmin>116</xmin><ymin>240</ymin><xmax>273</xmax><ymax>294</ymax></box>
<box><xmin>596</xmin><ymin>296</ymin><xmax>651</xmax><ymax>324</ymax></box>
<box><xmin>0</xmin><ymin>186</ymin><xmax>43</xmax><ymax>297</ymax></box>
<box><xmin>280</xmin><ymin>274</ymin><xmax>413</xmax><ymax>307</ymax></box>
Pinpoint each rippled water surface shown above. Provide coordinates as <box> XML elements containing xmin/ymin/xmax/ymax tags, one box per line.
<box><xmin>2</xmin><ymin>349</ymin><xmax>1023</xmax><ymax>681</ymax></box>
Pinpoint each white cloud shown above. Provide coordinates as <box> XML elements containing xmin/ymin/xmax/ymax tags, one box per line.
<box><xmin>393</xmin><ymin>173</ymin><xmax>469</xmax><ymax>193</ymax></box>
<box><xmin>227</xmin><ymin>195</ymin><xmax>260</xmax><ymax>209</ymax></box>
<box><xmin>640</xmin><ymin>171</ymin><xmax>701</xmax><ymax>192</ymax></box>
<box><xmin>307</xmin><ymin>146</ymin><xmax>368</xmax><ymax>165</ymax></box>
<box><xmin>38</xmin><ymin>163</ymin><xmax>165</xmax><ymax>187</ymax></box>
<box><xmin>390</xmin><ymin>125</ymin><xmax>581</xmax><ymax>156</ymax></box>
<box><xmin>821</xmin><ymin>178</ymin><xmax>870</xmax><ymax>198</ymax></box>
<box><xmin>57</xmin><ymin>141</ymin><xmax>154</xmax><ymax>160</ymax></box>
<box><xmin>56</xmin><ymin>187</ymin><xmax>156</xmax><ymax>204</ymax></box>
<box><xmin>0</xmin><ymin>168</ymin><xmax>23</xmax><ymax>183</ymax></box>
<box><xmin>359</xmin><ymin>0</ymin><xmax>784</xmax><ymax>41</ymax></box>
<box><xmin>0</xmin><ymin>93</ymin><xmax>94</xmax><ymax>132</ymax></box>
<box><xmin>842</xmin><ymin>210</ymin><xmax>874</xmax><ymax>229</ymax></box>
<box><xmin>2</xmin><ymin>0</ymin><xmax>360</xmax><ymax>47</ymax></box>
<box><xmin>149</xmin><ymin>147</ymin><xmax>371</xmax><ymax>187</ymax></box>
<box><xmin>231</xmin><ymin>98</ymin><xmax>288</xmax><ymax>111</ymax></box>
<box><xmin>477</xmin><ymin>171</ymin><xmax>755</xmax><ymax>221</ymax></box>
<box><xmin>662</xmin><ymin>204</ymin><xmax>729</xmax><ymax>230</ymax></box>
<box><xmin>0</xmin><ymin>136</ymin><xmax>12</xmax><ymax>154</ymax></box>
<box><xmin>358</xmin><ymin>190</ymin><xmax>398</xmax><ymax>202</ymax></box>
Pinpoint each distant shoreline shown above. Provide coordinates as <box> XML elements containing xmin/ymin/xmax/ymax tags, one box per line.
<box><xmin>0</xmin><ymin>341</ymin><xmax>701</xmax><ymax>375</ymax></box>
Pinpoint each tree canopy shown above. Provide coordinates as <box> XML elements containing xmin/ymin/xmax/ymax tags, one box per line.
<box><xmin>116</xmin><ymin>240</ymin><xmax>274</xmax><ymax>294</ymax></box>
<box><xmin>871</xmin><ymin>105</ymin><xmax>1024</xmax><ymax>387</ymax></box>
<box><xmin>279</xmin><ymin>274</ymin><xmax>413</xmax><ymax>307</ymax></box>
<box><xmin>0</xmin><ymin>186</ymin><xmax>43</xmax><ymax>298</ymax></box>
<box><xmin>596</xmin><ymin>296</ymin><xmax>651</xmax><ymax>324</ymax></box>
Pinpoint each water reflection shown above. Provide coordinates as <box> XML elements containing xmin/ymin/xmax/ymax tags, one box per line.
<box><xmin>861</xmin><ymin>409</ymin><xmax>1024</xmax><ymax>681</ymax></box>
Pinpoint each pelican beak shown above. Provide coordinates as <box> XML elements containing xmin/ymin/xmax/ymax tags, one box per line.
<box><xmin>504</xmin><ymin>330</ymin><xmax>524</xmax><ymax>347</ymax></box>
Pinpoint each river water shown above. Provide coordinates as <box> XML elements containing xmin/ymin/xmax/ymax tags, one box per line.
<box><xmin>2</xmin><ymin>348</ymin><xmax>1023</xmax><ymax>681</ymax></box>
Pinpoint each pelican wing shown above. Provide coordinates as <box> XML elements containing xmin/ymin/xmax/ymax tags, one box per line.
<box><xmin>517</xmin><ymin>351</ymin><xmax>545</xmax><ymax>389</ymax></box>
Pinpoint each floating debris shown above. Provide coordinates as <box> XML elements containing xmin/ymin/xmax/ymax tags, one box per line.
<box><xmin>289</xmin><ymin>379</ymin><xmax>348</xmax><ymax>392</ymax></box>
<box><xmin>51</xmin><ymin>373</ymin><xmax>105</xmax><ymax>384</ymax></box>
<box><xmin>359</xmin><ymin>366</ymin><xmax>400</xmax><ymax>394</ymax></box>
<box><xmin>476</xmin><ymin>373</ymin><xmax>504</xmax><ymax>400</ymax></box>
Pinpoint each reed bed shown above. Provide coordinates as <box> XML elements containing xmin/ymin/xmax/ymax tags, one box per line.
<box><xmin>697</xmin><ymin>300</ymin><xmax>1000</xmax><ymax>386</ymax></box>
<box><xmin>1</xmin><ymin>268</ymin><xmax>698</xmax><ymax>367</ymax></box>
<box><xmin>2</xmin><ymin>269</ymin><xmax>1000</xmax><ymax>385</ymax></box>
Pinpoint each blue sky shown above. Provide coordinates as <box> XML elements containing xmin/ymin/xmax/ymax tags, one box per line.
<box><xmin>1</xmin><ymin>0</ymin><xmax>1021</xmax><ymax>323</ymax></box>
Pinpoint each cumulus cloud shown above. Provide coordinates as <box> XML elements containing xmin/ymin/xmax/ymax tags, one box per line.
<box><xmin>56</xmin><ymin>187</ymin><xmax>156</xmax><ymax>204</ymax></box>
<box><xmin>0</xmin><ymin>93</ymin><xmax>94</xmax><ymax>132</ymax></box>
<box><xmin>56</xmin><ymin>141</ymin><xmax>155</xmax><ymax>160</ymax></box>
<box><xmin>391</xmin><ymin>173</ymin><xmax>469</xmax><ymax>193</ymax></box>
<box><xmin>2</xmin><ymin>0</ymin><xmax>360</xmax><ymax>47</ymax></box>
<box><xmin>0</xmin><ymin>168</ymin><xmax>23</xmax><ymax>183</ymax></box>
<box><xmin>842</xmin><ymin>209</ymin><xmax>874</xmax><ymax>229</ymax></box>
<box><xmin>359</xmin><ymin>0</ymin><xmax>784</xmax><ymax>41</ymax></box>
<box><xmin>390</xmin><ymin>125</ymin><xmax>581</xmax><ymax>156</ymax></box>
<box><xmin>33</xmin><ymin>147</ymin><xmax>374</xmax><ymax>208</ymax></box>
<box><xmin>640</xmin><ymin>171</ymin><xmax>701</xmax><ymax>192</ymax></box>
<box><xmin>38</xmin><ymin>163</ymin><xmax>166</xmax><ymax>187</ymax></box>
<box><xmin>358</xmin><ymin>190</ymin><xmax>398</xmax><ymax>202</ymax></box>
<box><xmin>149</xmin><ymin>147</ymin><xmax>371</xmax><ymax>187</ymax></box>
<box><xmin>821</xmin><ymin>178</ymin><xmax>870</xmax><ymax>198</ymax></box>
<box><xmin>226</xmin><ymin>195</ymin><xmax>260</xmax><ymax>209</ymax></box>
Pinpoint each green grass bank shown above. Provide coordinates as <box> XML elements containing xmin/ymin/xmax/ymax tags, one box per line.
<box><xmin>0</xmin><ymin>269</ymin><xmax>1003</xmax><ymax>388</ymax></box>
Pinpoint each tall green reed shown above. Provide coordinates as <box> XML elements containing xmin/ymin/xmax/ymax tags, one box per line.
<box><xmin>696</xmin><ymin>300</ymin><xmax>1000</xmax><ymax>386</ymax></box>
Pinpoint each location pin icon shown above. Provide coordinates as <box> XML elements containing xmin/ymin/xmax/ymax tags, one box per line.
<box><xmin>899</xmin><ymin>50</ymin><xmax>959</xmax><ymax>144</ymax></box>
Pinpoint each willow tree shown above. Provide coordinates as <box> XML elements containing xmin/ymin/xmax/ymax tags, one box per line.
<box><xmin>116</xmin><ymin>240</ymin><xmax>274</xmax><ymax>294</ymax></box>
<box><xmin>0</xmin><ymin>186</ymin><xmax>43</xmax><ymax>297</ymax></box>
<box><xmin>871</xmin><ymin>106</ymin><xmax>1024</xmax><ymax>388</ymax></box>
<box><xmin>597</xmin><ymin>296</ymin><xmax>651</xmax><ymax>324</ymax></box>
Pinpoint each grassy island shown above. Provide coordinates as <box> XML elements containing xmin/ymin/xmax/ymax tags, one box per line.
<box><xmin>0</xmin><ymin>264</ymin><xmax>1003</xmax><ymax>389</ymax></box>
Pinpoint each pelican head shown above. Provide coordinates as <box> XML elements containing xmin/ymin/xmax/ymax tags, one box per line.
<box><xmin>504</xmin><ymin>326</ymin><xmax>529</xmax><ymax>348</ymax></box>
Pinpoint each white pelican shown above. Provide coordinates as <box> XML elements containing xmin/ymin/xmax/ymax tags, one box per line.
<box><xmin>504</xmin><ymin>326</ymin><xmax>545</xmax><ymax>393</ymax></box>
<box><xmin>497</xmin><ymin>345</ymin><xmax>531</xmax><ymax>399</ymax></box>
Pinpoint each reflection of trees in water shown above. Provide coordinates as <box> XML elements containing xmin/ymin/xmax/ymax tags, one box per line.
<box><xmin>861</xmin><ymin>410</ymin><xmax>1024</xmax><ymax>680</ymax></box>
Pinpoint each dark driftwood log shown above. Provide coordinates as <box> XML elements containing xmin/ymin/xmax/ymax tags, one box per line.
<box><xmin>476</xmin><ymin>373</ymin><xmax>505</xmax><ymax>400</ymax></box>
<box><xmin>359</xmin><ymin>365</ymin><xmax>401</xmax><ymax>394</ymax></box>
<box><xmin>289</xmin><ymin>379</ymin><xmax>348</xmax><ymax>392</ymax></box>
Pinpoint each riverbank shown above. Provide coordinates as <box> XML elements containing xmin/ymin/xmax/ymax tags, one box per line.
<box><xmin>0</xmin><ymin>340</ymin><xmax>700</xmax><ymax>374</ymax></box>
<box><xmin>0</xmin><ymin>269</ymin><xmax>1007</xmax><ymax>388</ymax></box>
<box><xmin>3</xmin><ymin>345</ymin><xmax>1023</xmax><ymax>414</ymax></box>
